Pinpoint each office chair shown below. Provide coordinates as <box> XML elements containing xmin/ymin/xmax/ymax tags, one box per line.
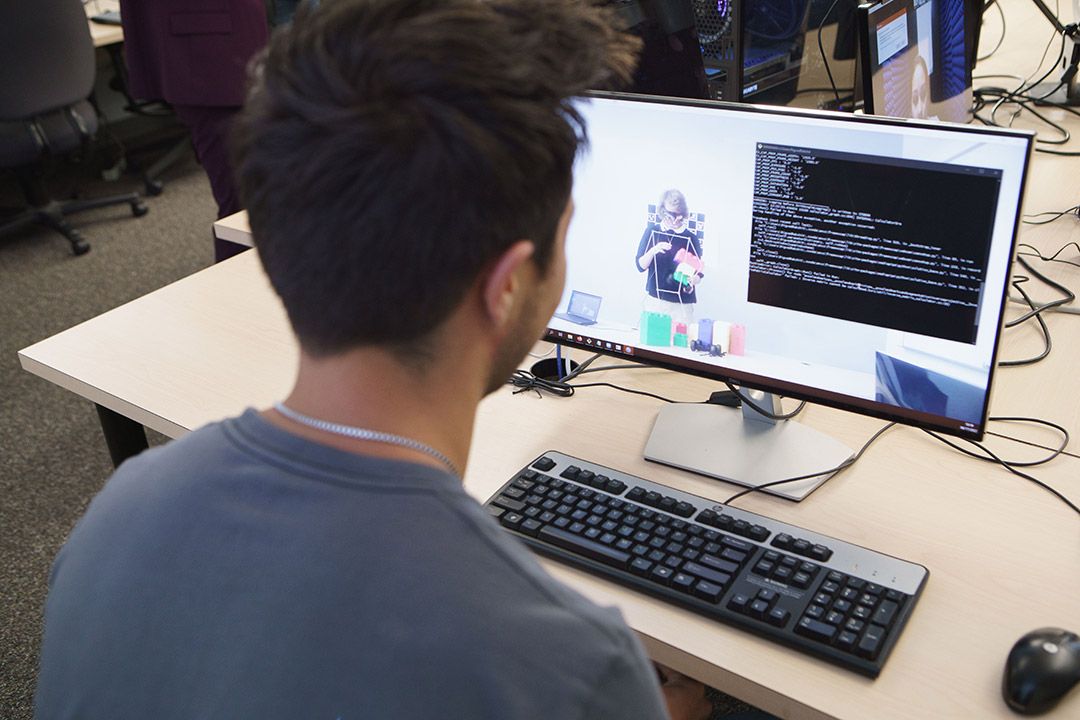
<box><xmin>0</xmin><ymin>0</ymin><xmax>148</xmax><ymax>255</ymax></box>
<box><xmin>101</xmin><ymin>42</ymin><xmax>193</xmax><ymax>197</ymax></box>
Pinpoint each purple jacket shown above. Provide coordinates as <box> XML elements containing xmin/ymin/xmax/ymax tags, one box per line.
<box><xmin>119</xmin><ymin>0</ymin><xmax>269</xmax><ymax>106</ymax></box>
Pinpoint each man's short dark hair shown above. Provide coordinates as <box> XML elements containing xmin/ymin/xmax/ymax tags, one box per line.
<box><xmin>233</xmin><ymin>0</ymin><xmax>638</xmax><ymax>360</ymax></box>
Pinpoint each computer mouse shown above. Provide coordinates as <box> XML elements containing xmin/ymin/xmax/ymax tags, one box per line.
<box><xmin>1002</xmin><ymin>627</ymin><xmax>1080</xmax><ymax>715</ymax></box>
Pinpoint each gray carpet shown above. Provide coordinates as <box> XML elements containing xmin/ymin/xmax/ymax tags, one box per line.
<box><xmin>0</xmin><ymin>136</ymin><xmax>758</xmax><ymax>719</ymax></box>
<box><xmin>1</xmin><ymin>141</ymin><xmax>214</xmax><ymax>718</ymax></box>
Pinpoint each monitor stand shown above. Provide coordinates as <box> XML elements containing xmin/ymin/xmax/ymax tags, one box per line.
<box><xmin>643</xmin><ymin>391</ymin><xmax>854</xmax><ymax>502</ymax></box>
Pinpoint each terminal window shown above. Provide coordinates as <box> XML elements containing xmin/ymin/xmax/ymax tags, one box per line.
<box><xmin>748</xmin><ymin>143</ymin><xmax>1001</xmax><ymax>344</ymax></box>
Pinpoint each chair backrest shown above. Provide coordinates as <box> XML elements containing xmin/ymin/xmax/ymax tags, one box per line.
<box><xmin>0</xmin><ymin>0</ymin><xmax>96</xmax><ymax>121</ymax></box>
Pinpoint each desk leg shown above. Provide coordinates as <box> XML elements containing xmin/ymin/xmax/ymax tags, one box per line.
<box><xmin>95</xmin><ymin>404</ymin><xmax>149</xmax><ymax>468</ymax></box>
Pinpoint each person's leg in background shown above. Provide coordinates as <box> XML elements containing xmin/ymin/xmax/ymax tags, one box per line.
<box><xmin>172</xmin><ymin>104</ymin><xmax>248</xmax><ymax>263</ymax></box>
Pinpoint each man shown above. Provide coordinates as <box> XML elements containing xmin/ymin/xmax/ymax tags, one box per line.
<box><xmin>35</xmin><ymin>1</ymin><xmax>713</xmax><ymax>718</ymax></box>
<box><xmin>119</xmin><ymin>0</ymin><xmax>269</xmax><ymax>261</ymax></box>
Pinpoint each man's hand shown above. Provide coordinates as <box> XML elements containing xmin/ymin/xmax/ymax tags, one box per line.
<box><xmin>655</xmin><ymin>663</ymin><xmax>712</xmax><ymax>720</ymax></box>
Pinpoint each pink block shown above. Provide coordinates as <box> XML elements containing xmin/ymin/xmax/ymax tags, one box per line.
<box><xmin>730</xmin><ymin>323</ymin><xmax>746</xmax><ymax>356</ymax></box>
<box><xmin>673</xmin><ymin>247</ymin><xmax>704</xmax><ymax>272</ymax></box>
<box><xmin>674</xmin><ymin>322</ymin><xmax>687</xmax><ymax>335</ymax></box>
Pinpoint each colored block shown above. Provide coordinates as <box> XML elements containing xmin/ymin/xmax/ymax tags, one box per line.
<box><xmin>673</xmin><ymin>333</ymin><xmax>688</xmax><ymax>348</ymax></box>
<box><xmin>697</xmin><ymin>319</ymin><xmax>714</xmax><ymax>347</ymax></box>
<box><xmin>712</xmin><ymin>321</ymin><xmax>731</xmax><ymax>353</ymax></box>
<box><xmin>640</xmin><ymin>311</ymin><xmax>672</xmax><ymax>347</ymax></box>
<box><xmin>730</xmin><ymin>323</ymin><xmax>746</xmax><ymax>356</ymax></box>
<box><xmin>674</xmin><ymin>322</ymin><xmax>687</xmax><ymax>335</ymax></box>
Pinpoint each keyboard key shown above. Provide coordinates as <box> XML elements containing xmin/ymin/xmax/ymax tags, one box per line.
<box><xmin>873</xmin><ymin>600</ymin><xmax>899</xmax><ymax>628</ymax></box>
<box><xmin>532</xmin><ymin>456</ymin><xmax>556</xmax><ymax>471</ymax></box>
<box><xmin>796</xmin><ymin>616</ymin><xmax>837</xmax><ymax>643</ymax></box>
<box><xmin>727</xmin><ymin>592</ymin><xmax>751</xmax><ymax>613</ymax></box>
<box><xmin>682</xmin><ymin>561</ymin><xmax>732</xmax><ymax>588</ymax></box>
<box><xmin>650</xmin><ymin>565</ymin><xmax>675</xmax><ymax>585</ymax></box>
<box><xmin>538</xmin><ymin>526</ymin><xmax>631</xmax><ymax>569</ymax></box>
<box><xmin>673</xmin><ymin>573</ymin><xmax>696</xmax><ymax>593</ymax></box>
<box><xmin>856</xmin><ymin>624</ymin><xmax>887</xmax><ymax>660</ymax></box>
<box><xmin>630</xmin><ymin>557</ymin><xmax>653</xmax><ymax>577</ymax></box>
<box><xmin>692</xmin><ymin>580</ymin><xmax>725</xmax><ymax>603</ymax></box>
<box><xmin>768</xmin><ymin>607</ymin><xmax>790</xmax><ymax>627</ymax></box>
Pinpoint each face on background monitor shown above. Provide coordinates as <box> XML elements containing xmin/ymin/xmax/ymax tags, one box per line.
<box><xmin>859</xmin><ymin>0</ymin><xmax>973</xmax><ymax>122</ymax></box>
<box><xmin>546</xmin><ymin>93</ymin><xmax>1030</xmax><ymax>437</ymax></box>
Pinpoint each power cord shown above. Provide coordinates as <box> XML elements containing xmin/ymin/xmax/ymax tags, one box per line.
<box><xmin>722</xmin><ymin>422</ymin><xmax>897</xmax><ymax>505</ymax></box>
<box><xmin>924</xmin><ymin>416</ymin><xmax>1079</xmax><ymax>516</ymax></box>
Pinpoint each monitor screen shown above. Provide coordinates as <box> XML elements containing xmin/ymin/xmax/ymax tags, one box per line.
<box><xmin>545</xmin><ymin>92</ymin><xmax>1031</xmax><ymax>498</ymax></box>
<box><xmin>856</xmin><ymin>0</ymin><xmax>972</xmax><ymax>122</ymax></box>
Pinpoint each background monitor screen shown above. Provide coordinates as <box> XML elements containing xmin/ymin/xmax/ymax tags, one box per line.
<box><xmin>856</xmin><ymin>0</ymin><xmax>972</xmax><ymax>121</ymax></box>
<box><xmin>545</xmin><ymin>92</ymin><xmax>1030</xmax><ymax>495</ymax></box>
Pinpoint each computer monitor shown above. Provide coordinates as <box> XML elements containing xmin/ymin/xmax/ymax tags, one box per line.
<box><xmin>856</xmin><ymin>0</ymin><xmax>973</xmax><ymax>122</ymax></box>
<box><xmin>546</xmin><ymin>91</ymin><xmax>1032</xmax><ymax>500</ymax></box>
<box><xmin>693</xmin><ymin>0</ymin><xmax>859</xmax><ymax>110</ymax></box>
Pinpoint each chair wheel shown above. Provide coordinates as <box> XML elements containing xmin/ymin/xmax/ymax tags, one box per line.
<box><xmin>132</xmin><ymin>200</ymin><xmax>149</xmax><ymax>217</ymax></box>
<box><xmin>145</xmin><ymin>180</ymin><xmax>164</xmax><ymax>196</ymax></box>
<box><xmin>71</xmin><ymin>235</ymin><xmax>91</xmax><ymax>256</ymax></box>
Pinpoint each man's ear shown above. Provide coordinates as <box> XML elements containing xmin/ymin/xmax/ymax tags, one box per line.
<box><xmin>482</xmin><ymin>240</ymin><xmax>536</xmax><ymax>329</ymax></box>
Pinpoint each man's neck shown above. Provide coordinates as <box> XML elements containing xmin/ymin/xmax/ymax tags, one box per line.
<box><xmin>263</xmin><ymin>346</ymin><xmax>482</xmax><ymax>479</ymax></box>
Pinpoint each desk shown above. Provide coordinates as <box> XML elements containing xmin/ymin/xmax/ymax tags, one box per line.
<box><xmin>85</xmin><ymin>0</ymin><xmax>123</xmax><ymax>48</ymax></box>
<box><xmin>19</xmin><ymin>0</ymin><xmax>1080</xmax><ymax>716</ymax></box>
<box><xmin>17</xmin><ymin>248</ymin><xmax>1080</xmax><ymax>719</ymax></box>
<box><xmin>213</xmin><ymin>210</ymin><xmax>254</xmax><ymax>249</ymax></box>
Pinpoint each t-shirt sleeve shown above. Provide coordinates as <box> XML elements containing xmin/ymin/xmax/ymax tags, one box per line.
<box><xmin>577</xmin><ymin>630</ymin><xmax>669</xmax><ymax>720</ymax></box>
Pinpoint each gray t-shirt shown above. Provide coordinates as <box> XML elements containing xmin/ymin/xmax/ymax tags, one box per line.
<box><xmin>35</xmin><ymin>409</ymin><xmax>668</xmax><ymax>719</ymax></box>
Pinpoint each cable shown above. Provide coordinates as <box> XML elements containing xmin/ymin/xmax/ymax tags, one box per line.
<box><xmin>722</xmin><ymin>381</ymin><xmax>806</xmax><ymax>420</ymax></box>
<box><xmin>926</xmin><ymin>416</ymin><xmax>1070</xmax><ymax>467</ymax></box>
<box><xmin>816</xmin><ymin>0</ymin><xmax>846</xmax><ymax>110</ymax></box>
<box><xmin>1004</xmin><ymin>255</ymin><xmax>1076</xmax><ymax>327</ymax></box>
<box><xmin>924</xmin><ymin>425</ymin><xmax>1080</xmax><ymax>517</ymax></box>
<box><xmin>1000</xmin><ymin>274</ymin><xmax>1053</xmax><ymax>366</ymax></box>
<box><xmin>722</xmin><ymin>422</ymin><xmax>896</xmax><ymax>506</ymax></box>
<box><xmin>977</xmin><ymin>0</ymin><xmax>1007</xmax><ymax>62</ymax></box>
<box><xmin>1021</xmin><ymin>206</ymin><xmax>1080</xmax><ymax>225</ymax></box>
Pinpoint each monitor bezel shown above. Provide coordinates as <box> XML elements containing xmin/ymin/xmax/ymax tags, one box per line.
<box><xmin>544</xmin><ymin>90</ymin><xmax>1034</xmax><ymax>442</ymax></box>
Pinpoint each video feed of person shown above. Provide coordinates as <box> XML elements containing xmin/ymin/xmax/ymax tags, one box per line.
<box><xmin>860</xmin><ymin>0</ymin><xmax>972</xmax><ymax>122</ymax></box>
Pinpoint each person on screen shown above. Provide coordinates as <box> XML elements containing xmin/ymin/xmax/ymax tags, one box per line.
<box><xmin>34</xmin><ymin>2</ymin><xmax>720</xmax><ymax>720</ymax></box>
<box><xmin>636</xmin><ymin>188</ymin><xmax>705</xmax><ymax>327</ymax></box>
<box><xmin>910</xmin><ymin>53</ymin><xmax>930</xmax><ymax>120</ymax></box>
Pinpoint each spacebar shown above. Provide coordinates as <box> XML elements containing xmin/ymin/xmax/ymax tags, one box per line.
<box><xmin>538</xmin><ymin>526</ymin><xmax>632</xmax><ymax>569</ymax></box>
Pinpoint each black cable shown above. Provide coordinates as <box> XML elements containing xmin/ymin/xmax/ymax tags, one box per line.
<box><xmin>1000</xmin><ymin>274</ymin><xmax>1053</xmax><ymax>366</ymax></box>
<box><xmin>1021</xmin><ymin>206</ymin><xmax>1080</xmax><ymax>225</ymax></box>
<box><xmin>1004</xmin><ymin>255</ymin><xmax>1076</xmax><ymax>328</ymax></box>
<box><xmin>924</xmin><ymin>427</ymin><xmax>1080</xmax><ymax>517</ymax></box>
<box><xmin>1016</xmin><ymin>241</ymin><xmax>1080</xmax><ymax>268</ymax></box>
<box><xmin>722</xmin><ymin>381</ymin><xmax>806</xmax><ymax>420</ymax></box>
<box><xmin>816</xmin><ymin>0</ymin><xmax>845</xmax><ymax>110</ymax></box>
<box><xmin>926</xmin><ymin>416</ymin><xmax>1069</xmax><ymax>467</ymax></box>
<box><xmin>507</xmin><ymin>370</ymin><xmax>575</xmax><ymax>398</ymax></box>
<box><xmin>722</xmin><ymin>422</ymin><xmax>896</xmax><ymax>506</ymax></box>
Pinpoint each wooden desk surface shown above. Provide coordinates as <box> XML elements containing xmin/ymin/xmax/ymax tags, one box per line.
<box><xmin>21</xmin><ymin>0</ymin><xmax>1080</xmax><ymax>716</ymax></box>
<box><xmin>18</xmin><ymin>249</ymin><xmax>1080</xmax><ymax>719</ymax></box>
<box><xmin>85</xmin><ymin>0</ymin><xmax>123</xmax><ymax>48</ymax></box>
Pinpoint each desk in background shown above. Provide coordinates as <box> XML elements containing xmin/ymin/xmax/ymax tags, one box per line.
<box><xmin>85</xmin><ymin>0</ymin><xmax>122</xmax><ymax>48</ymax></box>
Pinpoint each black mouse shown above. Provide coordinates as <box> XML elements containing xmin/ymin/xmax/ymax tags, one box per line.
<box><xmin>1002</xmin><ymin>627</ymin><xmax>1080</xmax><ymax>715</ymax></box>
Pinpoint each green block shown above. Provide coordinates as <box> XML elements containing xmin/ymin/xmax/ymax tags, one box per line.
<box><xmin>673</xmin><ymin>271</ymin><xmax>690</xmax><ymax>286</ymax></box>
<box><xmin>640</xmin><ymin>311</ymin><xmax>672</xmax><ymax>347</ymax></box>
<box><xmin>673</xmin><ymin>333</ymin><xmax>688</xmax><ymax>348</ymax></box>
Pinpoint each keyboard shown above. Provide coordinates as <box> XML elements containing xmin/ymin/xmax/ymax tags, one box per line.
<box><xmin>484</xmin><ymin>451</ymin><xmax>928</xmax><ymax>677</ymax></box>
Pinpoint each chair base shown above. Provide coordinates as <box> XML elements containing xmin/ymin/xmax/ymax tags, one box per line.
<box><xmin>0</xmin><ymin>192</ymin><xmax>148</xmax><ymax>256</ymax></box>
